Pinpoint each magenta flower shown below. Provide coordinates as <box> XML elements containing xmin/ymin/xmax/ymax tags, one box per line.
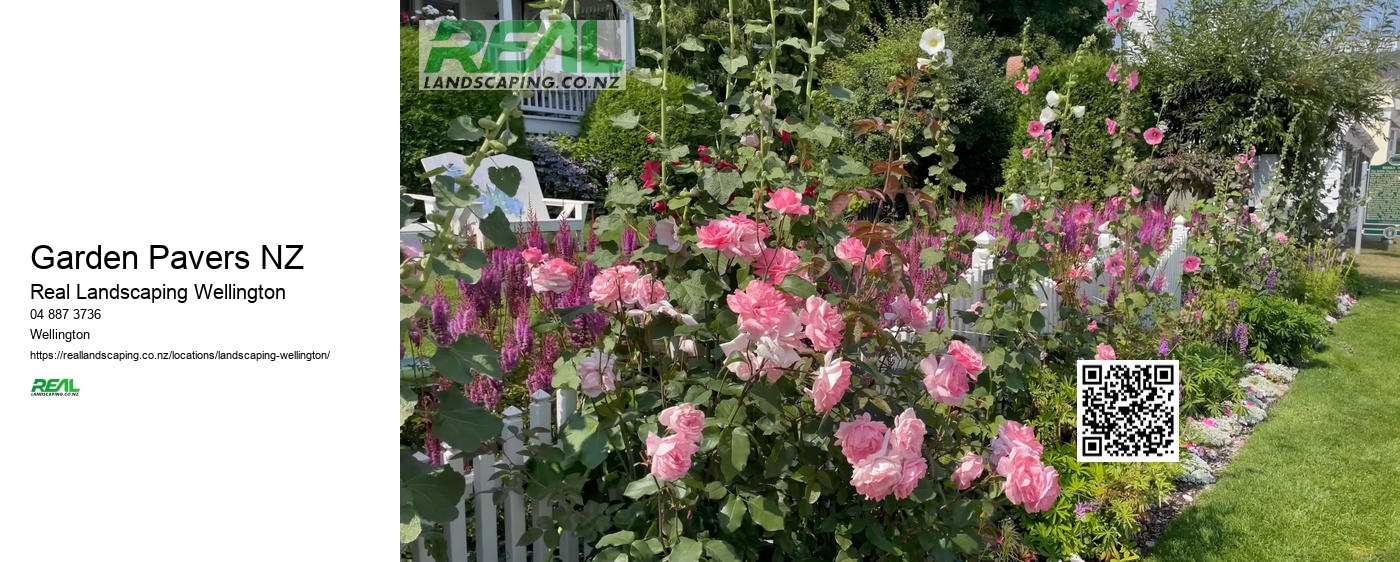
<box><xmin>1027</xmin><ymin>120</ymin><xmax>1046</xmax><ymax>138</ymax></box>
<box><xmin>1183</xmin><ymin>255</ymin><xmax>1201</xmax><ymax>273</ymax></box>
<box><xmin>1106</xmin><ymin>62</ymin><xmax>1120</xmax><ymax>83</ymax></box>
<box><xmin>1143</xmin><ymin>127</ymin><xmax>1165</xmax><ymax>145</ymax></box>
<box><xmin>1105</xmin><ymin>117</ymin><xmax>1118</xmax><ymax>135</ymax></box>
<box><xmin>1015</xmin><ymin>79</ymin><xmax>1029</xmax><ymax>95</ymax></box>
<box><xmin>1028</xmin><ymin>65</ymin><xmax>1040</xmax><ymax>82</ymax></box>
<box><xmin>1127</xmin><ymin>70</ymin><xmax>1139</xmax><ymax>91</ymax></box>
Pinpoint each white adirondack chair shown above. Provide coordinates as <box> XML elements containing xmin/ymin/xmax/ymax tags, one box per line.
<box><xmin>400</xmin><ymin>152</ymin><xmax>592</xmax><ymax>251</ymax></box>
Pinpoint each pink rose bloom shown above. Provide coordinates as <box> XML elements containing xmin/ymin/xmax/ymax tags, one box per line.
<box><xmin>1105</xmin><ymin>118</ymin><xmax>1117</xmax><ymax>135</ymax></box>
<box><xmin>521</xmin><ymin>247</ymin><xmax>545</xmax><ymax>265</ymax></box>
<box><xmin>753</xmin><ymin>247</ymin><xmax>800</xmax><ymax>285</ymax></box>
<box><xmin>946</xmin><ymin>340</ymin><xmax>986</xmax><ymax>378</ymax></box>
<box><xmin>1027</xmin><ymin>120</ymin><xmax>1046</xmax><ymax>138</ymax></box>
<box><xmin>893</xmin><ymin>456</ymin><xmax>927</xmax><ymax>500</ymax></box>
<box><xmin>834</xmin><ymin>236</ymin><xmax>867</xmax><ymax>266</ymax></box>
<box><xmin>1002</xmin><ymin>453</ymin><xmax>1060</xmax><ymax>513</ymax></box>
<box><xmin>835</xmin><ymin>413</ymin><xmax>888</xmax><ymax>464</ymax></box>
<box><xmin>530</xmin><ymin>257</ymin><xmax>578</xmax><ymax>294</ymax></box>
<box><xmin>1183</xmin><ymin>255</ymin><xmax>1201</xmax><ymax>273</ymax></box>
<box><xmin>1022</xmin><ymin>148</ymin><xmax>1033</xmax><ymax>159</ymax></box>
<box><xmin>1015</xmin><ymin>80</ymin><xmax>1029</xmax><ymax>95</ymax></box>
<box><xmin>1127</xmin><ymin>70</ymin><xmax>1139</xmax><ymax>91</ymax></box>
<box><xmin>883</xmin><ymin>294</ymin><xmax>931</xmax><ymax>333</ymax></box>
<box><xmin>727</xmin><ymin>280</ymin><xmax>801</xmax><ymax>337</ymax></box>
<box><xmin>1130</xmin><ymin>186</ymin><xmax>1141</xmax><ymax>198</ymax></box>
<box><xmin>865</xmin><ymin>248</ymin><xmax>890</xmax><ymax>270</ymax></box>
<box><xmin>590</xmin><ymin>265</ymin><xmax>640</xmax><ymax>310</ymax></box>
<box><xmin>1087</xmin><ymin>320</ymin><xmax>1098</xmax><ymax>332</ymax></box>
<box><xmin>921</xmin><ymin>354</ymin><xmax>970</xmax><ymax>407</ymax></box>
<box><xmin>658</xmin><ymin>403</ymin><xmax>706</xmax><ymax>443</ymax></box>
<box><xmin>645</xmin><ymin>432</ymin><xmax>698</xmax><ymax>481</ymax></box>
<box><xmin>1274</xmin><ymin>232</ymin><xmax>1289</xmax><ymax>244</ymax></box>
<box><xmin>799</xmin><ymin>296</ymin><xmax>844</xmax><ymax>351</ymax></box>
<box><xmin>1028</xmin><ymin>65</ymin><xmax>1040</xmax><ymax>82</ymax></box>
<box><xmin>697</xmin><ymin>215</ymin><xmax>768</xmax><ymax>260</ymax></box>
<box><xmin>807</xmin><ymin>350</ymin><xmax>852</xmax><ymax>413</ymax></box>
<box><xmin>990</xmin><ymin>420</ymin><xmax>1044</xmax><ymax>471</ymax></box>
<box><xmin>622</xmin><ymin>273</ymin><xmax>668</xmax><ymax>308</ymax></box>
<box><xmin>1095</xmin><ymin>343</ymin><xmax>1116</xmax><ymax>360</ymax></box>
<box><xmin>1143</xmin><ymin>127</ymin><xmax>1164</xmax><ymax>145</ymax></box>
<box><xmin>1106</xmin><ymin>62</ymin><xmax>1119</xmax><ymax>83</ymax></box>
<box><xmin>888</xmin><ymin>408</ymin><xmax>926</xmax><ymax>459</ymax></box>
<box><xmin>850</xmin><ymin>454</ymin><xmax>902</xmax><ymax>501</ymax></box>
<box><xmin>577</xmin><ymin>350</ymin><xmax>617</xmax><ymax>398</ymax></box>
<box><xmin>764</xmin><ymin>187</ymin><xmax>811</xmax><ymax>216</ymax></box>
<box><xmin>951</xmin><ymin>452</ymin><xmax>984</xmax><ymax>490</ymax></box>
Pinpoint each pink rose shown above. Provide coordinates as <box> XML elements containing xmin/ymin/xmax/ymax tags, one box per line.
<box><xmin>753</xmin><ymin>247</ymin><xmax>800</xmax><ymax>285</ymax></box>
<box><xmin>799</xmin><ymin>296</ymin><xmax>844</xmax><ymax>351</ymax></box>
<box><xmin>921</xmin><ymin>353</ymin><xmax>970</xmax><ymax>406</ymax></box>
<box><xmin>883</xmin><ymin>294</ymin><xmax>931</xmax><ymax>333</ymax></box>
<box><xmin>645</xmin><ymin>432</ymin><xmax>698</xmax><ymax>481</ymax></box>
<box><xmin>696</xmin><ymin>215</ymin><xmax>768</xmax><ymax>260</ymax></box>
<box><xmin>1028</xmin><ymin>65</ymin><xmax>1040</xmax><ymax>82</ymax></box>
<box><xmin>1143</xmin><ymin>127</ymin><xmax>1164</xmax><ymax>146</ymax></box>
<box><xmin>521</xmin><ymin>247</ymin><xmax>545</xmax><ymax>265</ymax></box>
<box><xmin>893</xmin><ymin>456</ymin><xmax>927</xmax><ymax>500</ymax></box>
<box><xmin>834</xmin><ymin>237</ymin><xmax>867</xmax><ymax>266</ymax></box>
<box><xmin>590</xmin><ymin>265</ymin><xmax>640</xmax><ymax>310</ymax></box>
<box><xmin>1002</xmin><ymin>452</ymin><xmax>1060</xmax><ymax>513</ymax></box>
<box><xmin>1105</xmin><ymin>118</ymin><xmax>1117</xmax><ymax>135</ymax></box>
<box><xmin>888</xmin><ymin>408</ymin><xmax>926</xmax><ymax>459</ymax></box>
<box><xmin>577</xmin><ymin>350</ymin><xmax>617</xmax><ymax>398</ymax></box>
<box><xmin>865</xmin><ymin>248</ymin><xmax>890</xmax><ymax>270</ymax></box>
<box><xmin>1027</xmin><ymin>120</ymin><xmax>1046</xmax><ymax>138</ymax></box>
<box><xmin>807</xmin><ymin>350</ymin><xmax>852</xmax><ymax>413</ymax></box>
<box><xmin>835</xmin><ymin>413</ymin><xmax>888</xmax><ymax>464</ymax></box>
<box><xmin>850</xmin><ymin>454</ymin><xmax>902</xmax><ymax>501</ymax></box>
<box><xmin>622</xmin><ymin>273</ymin><xmax>668</xmax><ymax>309</ymax></box>
<box><xmin>1130</xmin><ymin>186</ymin><xmax>1142</xmax><ymax>198</ymax></box>
<box><xmin>530</xmin><ymin>257</ymin><xmax>578</xmax><ymax>294</ymax></box>
<box><xmin>951</xmin><ymin>452</ymin><xmax>984</xmax><ymax>490</ymax></box>
<box><xmin>1183</xmin><ymin>255</ymin><xmax>1201</xmax><ymax>273</ymax></box>
<box><xmin>764</xmin><ymin>188</ymin><xmax>811</xmax><ymax>216</ymax></box>
<box><xmin>1087</xmin><ymin>320</ymin><xmax>1098</xmax><ymax>332</ymax></box>
<box><xmin>990</xmin><ymin>420</ymin><xmax>1044</xmax><ymax>471</ymax></box>
<box><xmin>1095</xmin><ymin>343</ymin><xmax>1116</xmax><ymax>360</ymax></box>
<box><xmin>946</xmin><ymin>340</ymin><xmax>986</xmax><ymax>378</ymax></box>
<box><xmin>1274</xmin><ymin>232</ymin><xmax>1289</xmax><ymax>244</ymax></box>
<box><xmin>727</xmin><ymin>280</ymin><xmax>802</xmax><ymax>337</ymax></box>
<box><xmin>658</xmin><ymin>403</ymin><xmax>706</xmax><ymax>443</ymax></box>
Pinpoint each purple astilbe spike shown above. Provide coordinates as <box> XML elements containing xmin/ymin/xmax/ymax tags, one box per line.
<box><xmin>500</xmin><ymin>335</ymin><xmax>523</xmax><ymax>372</ymax></box>
<box><xmin>1107</xmin><ymin>283</ymin><xmax>1119</xmax><ymax>307</ymax></box>
<box><xmin>621</xmin><ymin>225</ymin><xmax>640</xmax><ymax>258</ymax></box>
<box><xmin>527</xmin><ymin>216</ymin><xmax>547</xmax><ymax>250</ymax></box>
<box><xmin>1150</xmin><ymin>273</ymin><xmax>1166</xmax><ymax>293</ymax></box>
<box><xmin>1159</xmin><ymin>339</ymin><xmax>1170</xmax><ymax>357</ymax></box>
<box><xmin>514</xmin><ymin>313</ymin><xmax>533</xmax><ymax>353</ymax></box>
<box><xmin>526</xmin><ymin>368</ymin><xmax>553</xmax><ymax>395</ymax></box>
<box><xmin>587</xmin><ymin>228</ymin><xmax>600</xmax><ymax>253</ymax></box>
<box><xmin>554</xmin><ymin>226</ymin><xmax>576</xmax><ymax>260</ymax></box>
<box><xmin>425</xmin><ymin>428</ymin><xmax>442</xmax><ymax>466</ymax></box>
<box><xmin>1228</xmin><ymin>298</ymin><xmax>1238</xmax><ymax>315</ymax></box>
<box><xmin>1264</xmin><ymin>268</ymin><xmax>1277</xmax><ymax>294</ymax></box>
<box><xmin>1260</xmin><ymin>252</ymin><xmax>1269</xmax><ymax>270</ymax></box>
<box><xmin>934</xmin><ymin>308</ymin><xmax>946</xmax><ymax>332</ymax></box>
<box><xmin>1233</xmin><ymin>322</ymin><xmax>1249</xmax><ymax>355</ymax></box>
<box><xmin>1074</xmin><ymin>502</ymin><xmax>1099</xmax><ymax>521</ymax></box>
<box><xmin>1195</xmin><ymin>309</ymin><xmax>1203</xmax><ymax>323</ymax></box>
<box><xmin>467</xmin><ymin>375</ymin><xmax>503</xmax><ymax>411</ymax></box>
<box><xmin>431</xmin><ymin>281</ymin><xmax>453</xmax><ymax>345</ymax></box>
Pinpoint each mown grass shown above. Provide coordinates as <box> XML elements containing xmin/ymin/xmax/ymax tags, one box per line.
<box><xmin>1145</xmin><ymin>244</ymin><xmax>1400</xmax><ymax>562</ymax></box>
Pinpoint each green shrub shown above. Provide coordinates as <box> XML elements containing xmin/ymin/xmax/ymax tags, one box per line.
<box><xmin>1238</xmin><ymin>294</ymin><xmax>1329</xmax><ymax>364</ymax></box>
<box><xmin>400</xmin><ymin>27</ymin><xmax>529</xmax><ymax>194</ymax></box>
<box><xmin>1175</xmin><ymin>344</ymin><xmax>1246</xmax><ymax>418</ymax></box>
<box><xmin>574</xmin><ymin>74</ymin><xmax>719</xmax><ymax>179</ymax></box>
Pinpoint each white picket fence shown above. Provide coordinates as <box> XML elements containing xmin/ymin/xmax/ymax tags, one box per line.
<box><xmin>408</xmin><ymin>216</ymin><xmax>1192</xmax><ymax>561</ymax></box>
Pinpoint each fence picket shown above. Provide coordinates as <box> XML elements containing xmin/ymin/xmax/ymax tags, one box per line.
<box><xmin>529</xmin><ymin>391</ymin><xmax>554</xmax><ymax>562</ymax></box>
<box><xmin>555</xmin><ymin>389</ymin><xmax>580</xmax><ymax>562</ymax></box>
<box><xmin>501</xmin><ymin>407</ymin><xmax>527</xmax><ymax>562</ymax></box>
<box><xmin>474</xmin><ymin>449</ymin><xmax>499</xmax><ymax>562</ymax></box>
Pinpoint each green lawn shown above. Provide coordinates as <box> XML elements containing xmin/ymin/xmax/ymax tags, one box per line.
<box><xmin>1145</xmin><ymin>245</ymin><xmax>1400</xmax><ymax>562</ymax></box>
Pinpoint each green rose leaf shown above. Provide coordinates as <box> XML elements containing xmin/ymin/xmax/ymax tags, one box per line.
<box><xmin>704</xmin><ymin>540</ymin><xmax>741</xmax><ymax>562</ymax></box>
<box><xmin>431</xmin><ymin>334</ymin><xmax>502</xmax><ymax>383</ymax></box>
<box><xmin>623</xmin><ymin>476</ymin><xmax>660</xmax><ymax>499</ymax></box>
<box><xmin>479</xmin><ymin>208</ymin><xmax>519</xmax><ymax>249</ymax></box>
<box><xmin>778</xmin><ymin>275</ymin><xmax>817</xmax><ymax>299</ymax></box>
<box><xmin>670</xmin><ymin>537</ymin><xmax>703</xmax><ymax>562</ymax></box>
<box><xmin>433</xmin><ymin>391</ymin><xmax>502</xmax><ymax>452</ymax></box>
<box><xmin>746</xmin><ymin>494</ymin><xmax>785</xmax><ymax>531</ymax></box>
<box><xmin>719</xmin><ymin>494</ymin><xmax>747</xmax><ymax>533</ymax></box>
<box><xmin>561</xmin><ymin>411</ymin><xmax>609</xmax><ymax>469</ymax></box>
<box><xmin>720</xmin><ymin>427</ymin><xmax>750</xmax><ymax>482</ymax></box>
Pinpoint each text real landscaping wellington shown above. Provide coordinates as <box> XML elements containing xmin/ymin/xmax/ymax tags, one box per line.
<box><xmin>28</xmin><ymin>244</ymin><xmax>305</xmax><ymax>303</ymax></box>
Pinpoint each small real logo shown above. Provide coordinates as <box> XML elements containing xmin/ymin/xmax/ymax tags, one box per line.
<box><xmin>419</xmin><ymin>18</ymin><xmax>627</xmax><ymax>91</ymax></box>
<box><xmin>31</xmin><ymin>378</ymin><xmax>80</xmax><ymax>396</ymax></box>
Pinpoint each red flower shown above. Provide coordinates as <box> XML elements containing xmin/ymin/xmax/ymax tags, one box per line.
<box><xmin>779</xmin><ymin>130</ymin><xmax>791</xmax><ymax>143</ymax></box>
<box><xmin>652</xmin><ymin>201</ymin><xmax>668</xmax><ymax>213</ymax></box>
<box><xmin>697</xmin><ymin>145</ymin><xmax>713</xmax><ymax>164</ymax></box>
<box><xmin>646</xmin><ymin>132</ymin><xmax>657</xmax><ymax>144</ymax></box>
<box><xmin>642</xmin><ymin>161</ymin><xmax>661</xmax><ymax>189</ymax></box>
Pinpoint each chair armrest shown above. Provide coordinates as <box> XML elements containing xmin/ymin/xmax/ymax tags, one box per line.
<box><xmin>542</xmin><ymin>198</ymin><xmax>591</xmax><ymax>220</ymax></box>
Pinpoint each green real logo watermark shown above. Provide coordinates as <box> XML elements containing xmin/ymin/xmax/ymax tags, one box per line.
<box><xmin>419</xmin><ymin>19</ymin><xmax>627</xmax><ymax>91</ymax></box>
<box><xmin>32</xmin><ymin>379</ymin><xmax>80</xmax><ymax>396</ymax></box>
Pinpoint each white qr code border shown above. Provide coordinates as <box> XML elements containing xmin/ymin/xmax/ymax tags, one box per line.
<box><xmin>1076</xmin><ymin>360</ymin><xmax>1180</xmax><ymax>463</ymax></box>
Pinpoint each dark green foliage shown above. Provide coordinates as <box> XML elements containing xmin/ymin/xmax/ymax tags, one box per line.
<box><xmin>1239</xmin><ymin>294</ymin><xmax>1329</xmax><ymax>364</ymax></box>
<box><xmin>866</xmin><ymin>0</ymin><xmax>1108</xmax><ymax>57</ymax></box>
<box><xmin>400</xmin><ymin>27</ymin><xmax>529</xmax><ymax>194</ymax></box>
<box><xmin>574</xmin><ymin>75</ymin><xmax>719</xmax><ymax>179</ymax></box>
<box><xmin>1175</xmin><ymin>344</ymin><xmax>1246</xmax><ymax>418</ymax></box>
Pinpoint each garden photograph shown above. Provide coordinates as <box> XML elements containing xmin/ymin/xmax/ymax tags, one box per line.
<box><xmin>398</xmin><ymin>0</ymin><xmax>1400</xmax><ymax>560</ymax></box>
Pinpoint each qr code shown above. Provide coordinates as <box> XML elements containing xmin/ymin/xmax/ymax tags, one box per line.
<box><xmin>1077</xmin><ymin>360</ymin><xmax>1179</xmax><ymax>462</ymax></box>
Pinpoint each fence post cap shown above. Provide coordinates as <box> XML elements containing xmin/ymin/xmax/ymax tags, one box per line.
<box><xmin>502</xmin><ymin>406</ymin><xmax>525</xmax><ymax>418</ymax></box>
<box><xmin>1174</xmin><ymin>215</ymin><xmax>1188</xmax><ymax>226</ymax></box>
<box><xmin>973</xmin><ymin>231</ymin><xmax>996</xmax><ymax>245</ymax></box>
<box><xmin>531</xmin><ymin>389</ymin><xmax>551</xmax><ymax>401</ymax></box>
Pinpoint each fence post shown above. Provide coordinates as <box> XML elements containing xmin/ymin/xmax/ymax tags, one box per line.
<box><xmin>555</xmin><ymin>389</ymin><xmax>580</xmax><ymax>562</ymax></box>
<box><xmin>501</xmin><ymin>407</ymin><xmax>527</xmax><ymax>562</ymax></box>
<box><xmin>1168</xmin><ymin>215</ymin><xmax>1189</xmax><ymax>303</ymax></box>
<box><xmin>529</xmin><ymin>391</ymin><xmax>554</xmax><ymax>562</ymax></box>
<box><xmin>475</xmin><ymin>446</ymin><xmax>499</xmax><ymax>562</ymax></box>
<box><xmin>444</xmin><ymin>445</ymin><xmax>470</xmax><ymax>562</ymax></box>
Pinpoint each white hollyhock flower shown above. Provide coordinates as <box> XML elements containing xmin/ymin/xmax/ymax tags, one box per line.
<box><xmin>1072</xmin><ymin>105</ymin><xmax>1086</xmax><ymax>118</ymax></box>
<box><xmin>917</xmin><ymin>58</ymin><xmax>933</xmax><ymax>71</ymax></box>
<box><xmin>919</xmin><ymin>28</ymin><xmax>946</xmax><ymax>55</ymax></box>
<box><xmin>1039</xmin><ymin>106</ymin><xmax>1056</xmax><ymax>124</ymax></box>
<box><xmin>1005</xmin><ymin>193</ymin><xmax>1027</xmax><ymax>216</ymax></box>
<box><xmin>1045</xmin><ymin>90</ymin><xmax>1061</xmax><ymax>108</ymax></box>
<box><xmin>655</xmin><ymin>217</ymin><xmax>682</xmax><ymax>252</ymax></box>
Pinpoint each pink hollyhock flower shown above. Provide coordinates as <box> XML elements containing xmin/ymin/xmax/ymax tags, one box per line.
<box><xmin>1183</xmin><ymin>255</ymin><xmax>1201</xmax><ymax>273</ymax></box>
<box><xmin>921</xmin><ymin>353</ymin><xmax>970</xmax><ymax>406</ymax></box>
<box><xmin>888</xmin><ymin>408</ymin><xmax>927</xmax><ymax>459</ymax></box>
<box><xmin>1015</xmin><ymin>80</ymin><xmax>1029</xmax><ymax>95</ymax></box>
<box><xmin>1105</xmin><ymin>117</ymin><xmax>1118</xmax><ymax>135</ymax></box>
<box><xmin>658</xmin><ymin>403</ymin><xmax>706</xmax><ymax>443</ymax></box>
<box><xmin>1028</xmin><ymin>65</ymin><xmax>1040</xmax><ymax>82</ymax></box>
<box><xmin>970</xmin><ymin>301</ymin><xmax>987</xmax><ymax>314</ymax></box>
<box><xmin>645</xmin><ymin>432</ymin><xmax>698</xmax><ymax>481</ymax></box>
<box><xmin>765</xmin><ymin>187</ymin><xmax>812</xmax><ymax>216</ymax></box>
<box><xmin>850</xmin><ymin>454</ymin><xmax>902</xmax><ymax>501</ymax></box>
<box><xmin>1274</xmin><ymin>232</ymin><xmax>1289</xmax><ymax>244</ymax></box>
<box><xmin>990</xmin><ymin>420</ymin><xmax>1044</xmax><ymax>471</ymax></box>
<box><xmin>1130</xmin><ymin>186</ymin><xmax>1142</xmax><ymax>198</ymax></box>
<box><xmin>1027</xmin><ymin>120</ymin><xmax>1046</xmax><ymax>138</ymax></box>
<box><xmin>1107</xmin><ymin>12</ymin><xmax>1121</xmax><ymax>28</ymax></box>
<box><xmin>799</xmin><ymin>296</ymin><xmax>844</xmax><ymax>351</ymax></box>
<box><xmin>946</xmin><ymin>340</ymin><xmax>986</xmax><ymax>378</ymax></box>
<box><xmin>753</xmin><ymin>247</ymin><xmax>800</xmax><ymax>285</ymax></box>
<box><xmin>622</xmin><ymin>273</ymin><xmax>668</xmax><ymax>309</ymax></box>
<box><xmin>1105</xmin><ymin>253</ymin><xmax>1127</xmax><ymax>278</ymax></box>
<box><xmin>893</xmin><ymin>456</ymin><xmax>927</xmax><ymax>499</ymax></box>
<box><xmin>642</xmin><ymin>161</ymin><xmax>661</xmax><ymax>189</ymax></box>
<box><xmin>590</xmin><ymin>264</ymin><xmax>640</xmax><ymax>310</ymax></box>
<box><xmin>951</xmin><ymin>452</ymin><xmax>985</xmax><ymax>490</ymax></box>
<box><xmin>727</xmin><ymin>280</ymin><xmax>801</xmax><ymax>337</ymax></box>
<box><xmin>1022</xmin><ymin>148</ymin><xmax>1033</xmax><ymax>159</ymax></box>
<box><xmin>835</xmin><ymin>413</ymin><xmax>888</xmax><ymax>464</ymax></box>
<box><xmin>1120</xmin><ymin>0</ymin><xmax>1139</xmax><ymax>19</ymax></box>
<box><xmin>1106</xmin><ymin>62</ymin><xmax>1119</xmax><ymax>83</ymax></box>
<box><xmin>1143</xmin><ymin>127</ymin><xmax>1164</xmax><ymax>145</ymax></box>
<box><xmin>521</xmin><ymin>247</ymin><xmax>545</xmax><ymax>265</ymax></box>
<box><xmin>530</xmin><ymin>257</ymin><xmax>578</xmax><ymax>294</ymax></box>
<box><xmin>1087</xmin><ymin>320</ymin><xmax>1098</xmax><ymax>332</ymax></box>
<box><xmin>1202</xmin><ymin>418</ymin><xmax>1216</xmax><ymax>427</ymax></box>
<box><xmin>577</xmin><ymin>350</ymin><xmax>617</xmax><ymax>398</ymax></box>
<box><xmin>834</xmin><ymin>236</ymin><xmax>868</xmax><ymax>266</ymax></box>
<box><xmin>1127</xmin><ymin>70</ymin><xmax>1139</xmax><ymax>91</ymax></box>
<box><xmin>1002</xmin><ymin>453</ymin><xmax>1060</xmax><ymax>513</ymax></box>
<box><xmin>696</xmin><ymin>215</ymin><xmax>769</xmax><ymax>260</ymax></box>
<box><xmin>1095</xmin><ymin>343</ymin><xmax>1116</xmax><ymax>360</ymax></box>
<box><xmin>807</xmin><ymin>350</ymin><xmax>852</xmax><ymax>413</ymax></box>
